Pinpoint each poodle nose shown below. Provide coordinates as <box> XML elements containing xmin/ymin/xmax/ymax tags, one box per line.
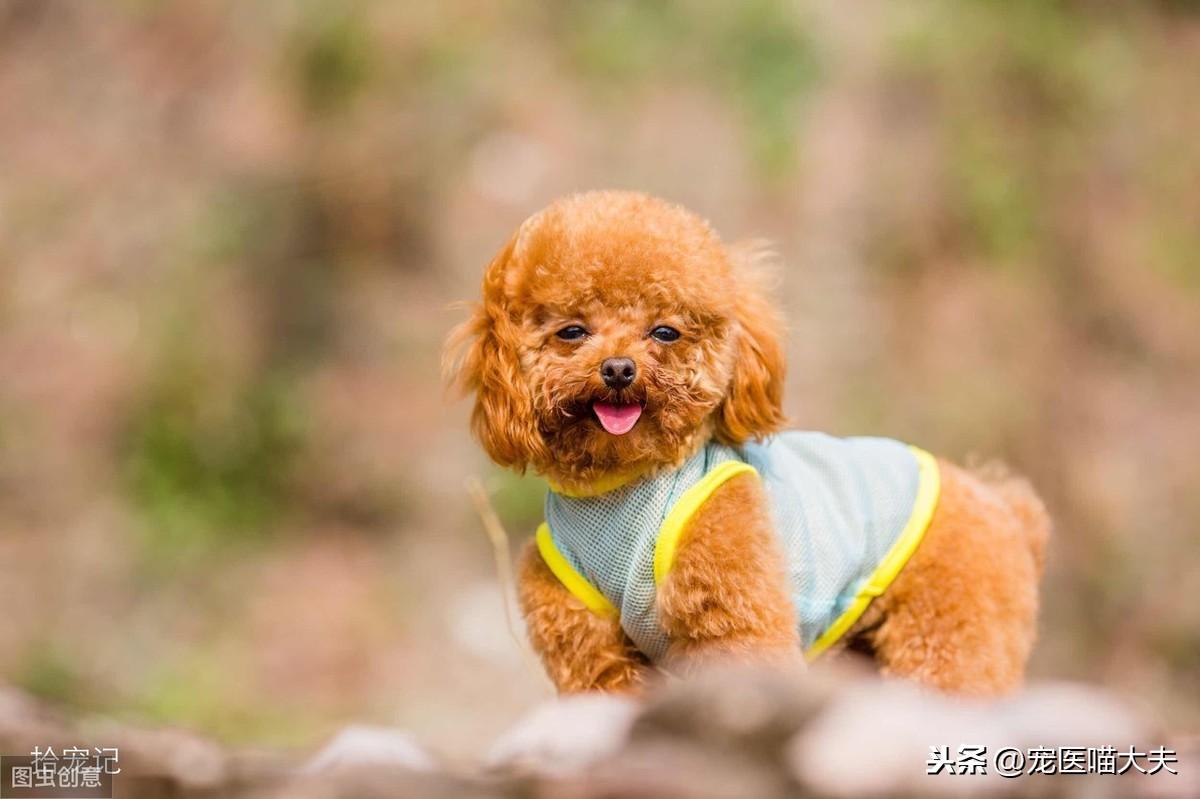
<box><xmin>601</xmin><ymin>357</ymin><xmax>637</xmax><ymax>389</ymax></box>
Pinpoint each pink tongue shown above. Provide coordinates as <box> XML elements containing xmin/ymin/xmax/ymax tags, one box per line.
<box><xmin>592</xmin><ymin>401</ymin><xmax>642</xmax><ymax>435</ymax></box>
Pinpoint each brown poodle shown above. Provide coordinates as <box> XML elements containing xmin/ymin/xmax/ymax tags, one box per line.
<box><xmin>446</xmin><ymin>190</ymin><xmax>1049</xmax><ymax>697</ymax></box>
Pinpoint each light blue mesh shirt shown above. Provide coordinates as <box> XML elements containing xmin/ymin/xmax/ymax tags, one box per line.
<box><xmin>535</xmin><ymin>431</ymin><xmax>941</xmax><ymax>663</ymax></box>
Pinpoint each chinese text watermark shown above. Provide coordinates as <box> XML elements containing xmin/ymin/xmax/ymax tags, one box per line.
<box><xmin>927</xmin><ymin>745</ymin><xmax>1178</xmax><ymax>778</ymax></box>
<box><xmin>1</xmin><ymin>746</ymin><xmax>118</xmax><ymax>798</ymax></box>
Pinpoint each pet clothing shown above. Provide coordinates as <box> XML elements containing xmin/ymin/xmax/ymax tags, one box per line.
<box><xmin>537</xmin><ymin>431</ymin><xmax>941</xmax><ymax>662</ymax></box>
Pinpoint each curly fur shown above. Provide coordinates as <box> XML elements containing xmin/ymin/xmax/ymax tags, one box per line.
<box><xmin>850</xmin><ymin>459</ymin><xmax>1049</xmax><ymax>695</ymax></box>
<box><xmin>444</xmin><ymin>191</ymin><xmax>783</xmax><ymax>493</ymax></box>
<box><xmin>447</xmin><ymin>190</ymin><xmax>1049</xmax><ymax>696</ymax></box>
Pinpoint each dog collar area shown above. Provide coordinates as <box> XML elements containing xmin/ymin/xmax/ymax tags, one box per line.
<box><xmin>543</xmin><ymin>468</ymin><xmax>647</xmax><ymax>498</ymax></box>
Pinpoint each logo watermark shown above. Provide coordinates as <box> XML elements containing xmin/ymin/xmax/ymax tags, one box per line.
<box><xmin>1</xmin><ymin>746</ymin><xmax>118</xmax><ymax>798</ymax></box>
<box><xmin>927</xmin><ymin>744</ymin><xmax>1179</xmax><ymax>778</ymax></box>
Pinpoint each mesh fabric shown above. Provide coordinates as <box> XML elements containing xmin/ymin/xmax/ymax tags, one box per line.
<box><xmin>543</xmin><ymin>432</ymin><xmax>924</xmax><ymax>660</ymax></box>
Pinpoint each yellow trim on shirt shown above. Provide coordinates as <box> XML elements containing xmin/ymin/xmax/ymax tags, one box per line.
<box><xmin>536</xmin><ymin>445</ymin><xmax>939</xmax><ymax>651</ymax></box>
<box><xmin>544</xmin><ymin>468</ymin><xmax>645</xmax><ymax>498</ymax></box>
<box><xmin>804</xmin><ymin>446</ymin><xmax>941</xmax><ymax>660</ymax></box>
<box><xmin>535</xmin><ymin>523</ymin><xmax>618</xmax><ymax>618</ymax></box>
<box><xmin>653</xmin><ymin>461</ymin><xmax>759</xmax><ymax>584</ymax></box>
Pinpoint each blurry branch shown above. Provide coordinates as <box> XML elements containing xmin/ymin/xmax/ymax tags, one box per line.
<box><xmin>465</xmin><ymin>476</ymin><xmax>553</xmax><ymax>692</ymax></box>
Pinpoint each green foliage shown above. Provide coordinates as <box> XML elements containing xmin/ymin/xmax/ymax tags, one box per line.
<box><xmin>710</xmin><ymin>0</ymin><xmax>820</xmax><ymax>175</ymax></box>
<box><xmin>488</xmin><ymin>469</ymin><xmax>546</xmax><ymax>534</ymax></box>
<box><xmin>1155</xmin><ymin>0</ymin><xmax>1200</xmax><ymax>14</ymax></box>
<box><xmin>292</xmin><ymin>5</ymin><xmax>373</xmax><ymax>117</ymax></box>
<box><xmin>1145</xmin><ymin>152</ymin><xmax>1200</xmax><ymax>294</ymax></box>
<box><xmin>132</xmin><ymin>654</ymin><xmax>320</xmax><ymax>746</ymax></box>
<box><xmin>560</xmin><ymin>0</ymin><xmax>686</xmax><ymax>82</ymax></box>
<box><xmin>120</xmin><ymin>350</ymin><xmax>306</xmax><ymax>559</ymax></box>
<box><xmin>554</xmin><ymin>0</ymin><xmax>820</xmax><ymax>174</ymax></box>
<box><xmin>1149</xmin><ymin>218</ymin><xmax>1200</xmax><ymax>294</ymax></box>
<box><xmin>13</xmin><ymin>643</ymin><xmax>86</xmax><ymax>709</ymax></box>
<box><xmin>206</xmin><ymin>179</ymin><xmax>342</xmax><ymax>358</ymax></box>
<box><xmin>882</xmin><ymin>0</ymin><xmax>1111</xmax><ymax>267</ymax></box>
<box><xmin>1151</xmin><ymin>622</ymin><xmax>1200</xmax><ymax>672</ymax></box>
<box><xmin>406</xmin><ymin>26</ymin><xmax>482</xmax><ymax>100</ymax></box>
<box><xmin>948</xmin><ymin>123</ymin><xmax>1039</xmax><ymax>265</ymax></box>
<box><xmin>197</xmin><ymin>183</ymin><xmax>280</xmax><ymax>264</ymax></box>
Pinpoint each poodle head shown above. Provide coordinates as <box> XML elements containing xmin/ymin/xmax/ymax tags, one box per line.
<box><xmin>445</xmin><ymin>191</ymin><xmax>785</xmax><ymax>493</ymax></box>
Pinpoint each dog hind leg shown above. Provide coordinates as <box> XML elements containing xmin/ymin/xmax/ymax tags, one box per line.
<box><xmin>865</xmin><ymin>460</ymin><xmax>1044</xmax><ymax>697</ymax></box>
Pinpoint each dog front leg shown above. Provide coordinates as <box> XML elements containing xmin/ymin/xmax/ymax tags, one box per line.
<box><xmin>516</xmin><ymin>540</ymin><xmax>649</xmax><ymax>694</ymax></box>
<box><xmin>656</xmin><ymin>472</ymin><xmax>802</xmax><ymax>672</ymax></box>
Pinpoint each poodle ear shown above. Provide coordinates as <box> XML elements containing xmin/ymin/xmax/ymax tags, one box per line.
<box><xmin>443</xmin><ymin>237</ymin><xmax>547</xmax><ymax>470</ymax></box>
<box><xmin>713</xmin><ymin>242</ymin><xmax>787</xmax><ymax>445</ymax></box>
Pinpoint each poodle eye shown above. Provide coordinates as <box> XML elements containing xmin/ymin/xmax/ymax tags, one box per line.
<box><xmin>650</xmin><ymin>325</ymin><xmax>681</xmax><ymax>343</ymax></box>
<box><xmin>555</xmin><ymin>325</ymin><xmax>589</xmax><ymax>341</ymax></box>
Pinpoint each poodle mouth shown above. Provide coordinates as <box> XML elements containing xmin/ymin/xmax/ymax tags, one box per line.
<box><xmin>591</xmin><ymin>400</ymin><xmax>643</xmax><ymax>435</ymax></box>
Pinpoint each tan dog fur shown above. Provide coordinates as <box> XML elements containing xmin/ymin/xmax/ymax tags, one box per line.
<box><xmin>448</xmin><ymin>191</ymin><xmax>1049</xmax><ymax>697</ymax></box>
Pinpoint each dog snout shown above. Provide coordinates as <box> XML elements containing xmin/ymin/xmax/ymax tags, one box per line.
<box><xmin>600</xmin><ymin>357</ymin><xmax>637</xmax><ymax>390</ymax></box>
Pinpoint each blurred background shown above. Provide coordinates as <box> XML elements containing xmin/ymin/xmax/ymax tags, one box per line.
<box><xmin>1</xmin><ymin>0</ymin><xmax>1197</xmax><ymax>758</ymax></box>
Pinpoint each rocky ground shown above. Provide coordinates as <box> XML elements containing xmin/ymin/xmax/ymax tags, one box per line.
<box><xmin>2</xmin><ymin>667</ymin><xmax>1195</xmax><ymax>799</ymax></box>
